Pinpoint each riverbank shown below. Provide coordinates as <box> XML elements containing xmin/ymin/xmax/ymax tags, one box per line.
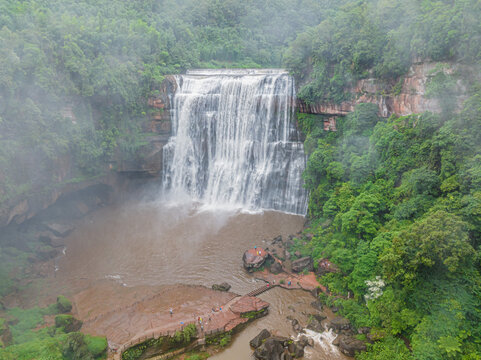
<box><xmin>0</xmin><ymin>200</ymin><xmax>350</xmax><ymax>360</ymax></box>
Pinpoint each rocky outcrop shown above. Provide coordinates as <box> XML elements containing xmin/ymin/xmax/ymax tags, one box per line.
<box><xmin>243</xmin><ymin>248</ymin><xmax>268</xmax><ymax>271</ymax></box>
<box><xmin>316</xmin><ymin>258</ymin><xmax>340</xmax><ymax>276</ymax></box>
<box><xmin>117</xmin><ymin>77</ymin><xmax>176</xmax><ymax>177</ymax></box>
<box><xmin>291</xmin><ymin>256</ymin><xmax>313</xmax><ymax>273</ymax></box>
<box><xmin>338</xmin><ymin>336</ymin><xmax>367</xmax><ymax>357</ymax></box>
<box><xmin>329</xmin><ymin>316</ymin><xmax>351</xmax><ymax>332</ymax></box>
<box><xmin>269</xmin><ymin>261</ymin><xmax>283</xmax><ymax>274</ymax></box>
<box><xmin>253</xmin><ymin>334</ymin><xmax>311</xmax><ymax>360</ymax></box>
<box><xmin>298</xmin><ymin>62</ymin><xmax>467</xmax><ymax>118</ymax></box>
<box><xmin>212</xmin><ymin>282</ymin><xmax>231</xmax><ymax>292</ymax></box>
<box><xmin>250</xmin><ymin>329</ymin><xmax>271</xmax><ymax>349</ymax></box>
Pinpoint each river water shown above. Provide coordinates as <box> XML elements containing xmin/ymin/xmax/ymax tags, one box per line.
<box><xmin>30</xmin><ymin>197</ymin><xmax>347</xmax><ymax>359</ymax></box>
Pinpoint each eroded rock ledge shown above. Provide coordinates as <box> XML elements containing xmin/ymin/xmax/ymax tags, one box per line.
<box><xmin>297</xmin><ymin>62</ymin><xmax>467</xmax><ymax>118</ymax></box>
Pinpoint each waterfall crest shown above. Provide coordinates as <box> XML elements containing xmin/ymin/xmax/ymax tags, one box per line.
<box><xmin>162</xmin><ymin>69</ymin><xmax>308</xmax><ymax>215</ymax></box>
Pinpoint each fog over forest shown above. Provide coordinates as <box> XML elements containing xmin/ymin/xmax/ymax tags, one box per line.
<box><xmin>1</xmin><ymin>0</ymin><xmax>481</xmax><ymax>359</ymax></box>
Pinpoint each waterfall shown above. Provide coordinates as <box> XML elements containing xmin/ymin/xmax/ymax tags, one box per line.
<box><xmin>162</xmin><ymin>69</ymin><xmax>308</xmax><ymax>215</ymax></box>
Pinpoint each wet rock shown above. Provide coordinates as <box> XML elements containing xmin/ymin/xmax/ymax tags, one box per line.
<box><xmin>45</xmin><ymin>223</ymin><xmax>75</xmax><ymax>237</ymax></box>
<box><xmin>250</xmin><ymin>329</ymin><xmax>271</xmax><ymax>349</ymax></box>
<box><xmin>291</xmin><ymin>256</ymin><xmax>313</xmax><ymax>273</ymax></box>
<box><xmin>243</xmin><ymin>248</ymin><xmax>268</xmax><ymax>271</ymax></box>
<box><xmin>272</xmin><ymin>235</ymin><xmax>283</xmax><ymax>245</ymax></box>
<box><xmin>339</xmin><ymin>336</ymin><xmax>367</xmax><ymax>357</ymax></box>
<box><xmin>280</xmin><ymin>352</ymin><xmax>293</xmax><ymax>360</ymax></box>
<box><xmin>297</xmin><ymin>335</ymin><xmax>309</xmax><ymax>348</ymax></box>
<box><xmin>254</xmin><ymin>338</ymin><xmax>285</xmax><ymax>360</ymax></box>
<box><xmin>330</xmin><ymin>317</ymin><xmax>351</xmax><ymax>332</ymax></box>
<box><xmin>310</xmin><ymin>300</ymin><xmax>323</xmax><ymax>311</ymax></box>
<box><xmin>291</xmin><ymin>319</ymin><xmax>302</xmax><ymax>333</ymax></box>
<box><xmin>212</xmin><ymin>282</ymin><xmax>231</xmax><ymax>291</ymax></box>
<box><xmin>307</xmin><ymin>338</ymin><xmax>314</xmax><ymax>347</ymax></box>
<box><xmin>332</xmin><ymin>334</ymin><xmax>345</xmax><ymax>346</ymax></box>
<box><xmin>270</xmin><ymin>262</ymin><xmax>283</xmax><ymax>274</ymax></box>
<box><xmin>313</xmin><ymin>313</ymin><xmax>327</xmax><ymax>322</ymax></box>
<box><xmin>306</xmin><ymin>316</ymin><xmax>323</xmax><ymax>333</ymax></box>
<box><xmin>288</xmin><ymin>342</ymin><xmax>304</xmax><ymax>358</ymax></box>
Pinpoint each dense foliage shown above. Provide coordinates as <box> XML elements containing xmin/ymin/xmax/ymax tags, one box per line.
<box><xmin>2</xmin><ymin>0</ymin><xmax>481</xmax><ymax>359</ymax></box>
<box><xmin>285</xmin><ymin>0</ymin><xmax>481</xmax><ymax>103</ymax></box>
<box><xmin>0</xmin><ymin>301</ymin><xmax>107</xmax><ymax>359</ymax></box>
<box><xmin>298</xmin><ymin>92</ymin><xmax>481</xmax><ymax>358</ymax></box>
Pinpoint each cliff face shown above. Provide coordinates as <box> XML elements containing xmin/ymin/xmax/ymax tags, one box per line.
<box><xmin>0</xmin><ymin>77</ymin><xmax>177</xmax><ymax>228</ymax></box>
<box><xmin>116</xmin><ymin>76</ymin><xmax>176</xmax><ymax>177</ymax></box>
<box><xmin>297</xmin><ymin>62</ymin><xmax>465</xmax><ymax>118</ymax></box>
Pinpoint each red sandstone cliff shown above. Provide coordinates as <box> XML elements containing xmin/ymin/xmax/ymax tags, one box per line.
<box><xmin>297</xmin><ymin>62</ymin><xmax>467</xmax><ymax>118</ymax></box>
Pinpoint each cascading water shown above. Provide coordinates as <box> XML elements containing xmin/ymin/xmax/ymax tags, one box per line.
<box><xmin>162</xmin><ymin>69</ymin><xmax>308</xmax><ymax>215</ymax></box>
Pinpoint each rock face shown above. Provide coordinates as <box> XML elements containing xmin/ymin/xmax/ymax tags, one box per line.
<box><xmin>297</xmin><ymin>62</ymin><xmax>467</xmax><ymax>119</ymax></box>
<box><xmin>212</xmin><ymin>282</ymin><xmax>231</xmax><ymax>292</ymax></box>
<box><xmin>250</xmin><ymin>329</ymin><xmax>271</xmax><ymax>349</ymax></box>
<box><xmin>117</xmin><ymin>76</ymin><xmax>176</xmax><ymax>177</ymax></box>
<box><xmin>339</xmin><ymin>336</ymin><xmax>367</xmax><ymax>357</ymax></box>
<box><xmin>243</xmin><ymin>248</ymin><xmax>268</xmax><ymax>271</ymax></box>
<box><xmin>291</xmin><ymin>256</ymin><xmax>313</xmax><ymax>273</ymax></box>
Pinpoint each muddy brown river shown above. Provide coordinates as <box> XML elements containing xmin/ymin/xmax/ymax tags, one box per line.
<box><xmin>27</xmin><ymin>198</ymin><xmax>347</xmax><ymax>359</ymax></box>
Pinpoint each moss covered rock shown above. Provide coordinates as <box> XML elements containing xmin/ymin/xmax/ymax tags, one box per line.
<box><xmin>57</xmin><ymin>295</ymin><xmax>72</xmax><ymax>313</ymax></box>
<box><xmin>55</xmin><ymin>314</ymin><xmax>82</xmax><ymax>333</ymax></box>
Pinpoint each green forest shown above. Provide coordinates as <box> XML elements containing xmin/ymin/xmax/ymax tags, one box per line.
<box><xmin>1</xmin><ymin>0</ymin><xmax>481</xmax><ymax>359</ymax></box>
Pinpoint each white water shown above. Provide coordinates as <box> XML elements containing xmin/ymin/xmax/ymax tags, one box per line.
<box><xmin>297</xmin><ymin>329</ymin><xmax>342</xmax><ymax>358</ymax></box>
<box><xmin>162</xmin><ymin>69</ymin><xmax>308</xmax><ymax>214</ymax></box>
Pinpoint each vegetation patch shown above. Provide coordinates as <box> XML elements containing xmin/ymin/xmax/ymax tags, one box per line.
<box><xmin>241</xmin><ymin>308</ymin><xmax>267</xmax><ymax>320</ymax></box>
<box><xmin>122</xmin><ymin>324</ymin><xmax>198</xmax><ymax>360</ymax></box>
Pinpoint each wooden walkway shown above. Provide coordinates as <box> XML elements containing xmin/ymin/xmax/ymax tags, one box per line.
<box><xmin>246</xmin><ymin>284</ymin><xmax>277</xmax><ymax>297</ymax></box>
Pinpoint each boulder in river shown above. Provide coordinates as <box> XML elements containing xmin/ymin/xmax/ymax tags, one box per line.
<box><xmin>339</xmin><ymin>336</ymin><xmax>367</xmax><ymax>357</ymax></box>
<box><xmin>243</xmin><ymin>248</ymin><xmax>268</xmax><ymax>271</ymax></box>
<box><xmin>212</xmin><ymin>282</ymin><xmax>231</xmax><ymax>291</ymax></box>
<box><xmin>288</xmin><ymin>342</ymin><xmax>304</xmax><ymax>358</ymax></box>
<box><xmin>306</xmin><ymin>316</ymin><xmax>324</xmax><ymax>333</ymax></box>
<box><xmin>291</xmin><ymin>256</ymin><xmax>313</xmax><ymax>273</ymax></box>
<box><xmin>254</xmin><ymin>337</ymin><xmax>285</xmax><ymax>360</ymax></box>
<box><xmin>270</xmin><ymin>261</ymin><xmax>283</xmax><ymax>274</ymax></box>
<box><xmin>250</xmin><ymin>329</ymin><xmax>271</xmax><ymax>349</ymax></box>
